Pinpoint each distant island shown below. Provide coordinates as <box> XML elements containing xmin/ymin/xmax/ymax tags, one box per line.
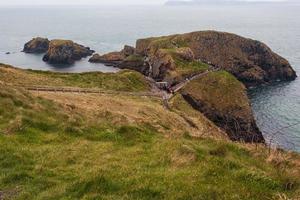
<box><xmin>165</xmin><ymin>0</ymin><xmax>291</xmax><ymax>6</ymax></box>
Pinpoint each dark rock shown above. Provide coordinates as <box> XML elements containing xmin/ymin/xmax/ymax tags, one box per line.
<box><xmin>43</xmin><ymin>40</ymin><xmax>94</xmax><ymax>64</ymax></box>
<box><xmin>5</xmin><ymin>52</ymin><xmax>10</xmax><ymax>55</ymax></box>
<box><xmin>23</xmin><ymin>37</ymin><xmax>50</xmax><ymax>53</ymax></box>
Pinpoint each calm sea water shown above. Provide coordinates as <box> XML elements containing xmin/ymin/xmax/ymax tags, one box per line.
<box><xmin>0</xmin><ymin>4</ymin><xmax>299</xmax><ymax>150</ymax></box>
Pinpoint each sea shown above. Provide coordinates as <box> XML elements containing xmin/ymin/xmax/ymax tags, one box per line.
<box><xmin>0</xmin><ymin>4</ymin><xmax>299</xmax><ymax>151</ymax></box>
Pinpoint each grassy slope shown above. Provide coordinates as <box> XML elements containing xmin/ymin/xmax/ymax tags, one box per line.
<box><xmin>0</xmin><ymin>64</ymin><xmax>150</xmax><ymax>92</ymax></box>
<box><xmin>182</xmin><ymin>70</ymin><xmax>251</xmax><ymax>117</ymax></box>
<box><xmin>0</xmin><ymin>66</ymin><xmax>300</xmax><ymax>199</ymax></box>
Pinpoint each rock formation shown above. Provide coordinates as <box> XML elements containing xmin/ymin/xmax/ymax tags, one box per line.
<box><xmin>43</xmin><ymin>40</ymin><xmax>94</xmax><ymax>64</ymax></box>
<box><xmin>89</xmin><ymin>52</ymin><xmax>126</xmax><ymax>65</ymax></box>
<box><xmin>117</xmin><ymin>55</ymin><xmax>149</xmax><ymax>75</ymax></box>
<box><xmin>135</xmin><ymin>31</ymin><xmax>297</xmax><ymax>87</ymax></box>
<box><xmin>23</xmin><ymin>37</ymin><xmax>50</xmax><ymax>53</ymax></box>
<box><xmin>181</xmin><ymin>71</ymin><xmax>265</xmax><ymax>143</ymax></box>
<box><xmin>122</xmin><ymin>45</ymin><xmax>135</xmax><ymax>56</ymax></box>
<box><xmin>89</xmin><ymin>45</ymin><xmax>136</xmax><ymax>65</ymax></box>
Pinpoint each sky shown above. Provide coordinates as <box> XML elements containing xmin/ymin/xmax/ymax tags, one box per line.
<box><xmin>0</xmin><ymin>0</ymin><xmax>165</xmax><ymax>6</ymax></box>
<box><xmin>0</xmin><ymin>0</ymin><xmax>289</xmax><ymax>6</ymax></box>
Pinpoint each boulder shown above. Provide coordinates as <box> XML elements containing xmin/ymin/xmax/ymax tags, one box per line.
<box><xmin>122</xmin><ymin>45</ymin><xmax>135</xmax><ymax>56</ymax></box>
<box><xmin>23</xmin><ymin>37</ymin><xmax>50</xmax><ymax>53</ymax></box>
<box><xmin>136</xmin><ymin>31</ymin><xmax>297</xmax><ymax>87</ymax></box>
<box><xmin>43</xmin><ymin>40</ymin><xmax>94</xmax><ymax>64</ymax></box>
<box><xmin>181</xmin><ymin>71</ymin><xmax>265</xmax><ymax>143</ymax></box>
<box><xmin>117</xmin><ymin>55</ymin><xmax>149</xmax><ymax>75</ymax></box>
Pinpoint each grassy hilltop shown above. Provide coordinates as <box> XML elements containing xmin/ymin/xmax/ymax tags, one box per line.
<box><xmin>0</xmin><ymin>64</ymin><xmax>300</xmax><ymax>199</ymax></box>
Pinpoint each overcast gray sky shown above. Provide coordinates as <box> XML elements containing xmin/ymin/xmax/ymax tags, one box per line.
<box><xmin>0</xmin><ymin>0</ymin><xmax>165</xmax><ymax>5</ymax></box>
<box><xmin>0</xmin><ymin>0</ymin><xmax>288</xmax><ymax>6</ymax></box>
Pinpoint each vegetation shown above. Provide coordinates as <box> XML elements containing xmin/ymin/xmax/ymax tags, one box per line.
<box><xmin>183</xmin><ymin>70</ymin><xmax>249</xmax><ymax>114</ymax></box>
<box><xmin>0</xmin><ymin>64</ymin><xmax>150</xmax><ymax>92</ymax></box>
<box><xmin>125</xmin><ymin>55</ymin><xmax>144</xmax><ymax>62</ymax></box>
<box><xmin>0</xmin><ymin>66</ymin><xmax>300</xmax><ymax>199</ymax></box>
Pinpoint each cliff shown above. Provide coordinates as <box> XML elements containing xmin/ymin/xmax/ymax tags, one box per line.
<box><xmin>182</xmin><ymin>71</ymin><xmax>264</xmax><ymax>143</ymax></box>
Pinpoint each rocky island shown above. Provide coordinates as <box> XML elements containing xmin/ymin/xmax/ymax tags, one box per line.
<box><xmin>23</xmin><ymin>37</ymin><xmax>50</xmax><ymax>53</ymax></box>
<box><xmin>23</xmin><ymin>38</ymin><xmax>94</xmax><ymax>64</ymax></box>
<box><xmin>92</xmin><ymin>31</ymin><xmax>296</xmax><ymax>88</ymax></box>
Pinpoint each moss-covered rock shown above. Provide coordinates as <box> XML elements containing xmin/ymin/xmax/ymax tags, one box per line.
<box><xmin>43</xmin><ymin>40</ymin><xmax>94</xmax><ymax>64</ymax></box>
<box><xmin>23</xmin><ymin>37</ymin><xmax>50</xmax><ymax>53</ymax></box>
<box><xmin>181</xmin><ymin>71</ymin><xmax>265</xmax><ymax>143</ymax></box>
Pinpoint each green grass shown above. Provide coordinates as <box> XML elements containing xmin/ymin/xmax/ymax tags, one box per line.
<box><xmin>183</xmin><ymin>70</ymin><xmax>249</xmax><ymax>114</ymax></box>
<box><xmin>28</xmin><ymin>69</ymin><xmax>150</xmax><ymax>92</ymax></box>
<box><xmin>125</xmin><ymin>55</ymin><xmax>144</xmax><ymax>62</ymax></box>
<box><xmin>0</xmin><ymin>65</ymin><xmax>150</xmax><ymax>92</ymax></box>
<box><xmin>0</xmin><ymin>84</ymin><xmax>300</xmax><ymax>199</ymax></box>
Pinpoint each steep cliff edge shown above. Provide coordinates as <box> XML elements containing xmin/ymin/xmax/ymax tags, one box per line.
<box><xmin>181</xmin><ymin>71</ymin><xmax>264</xmax><ymax>143</ymax></box>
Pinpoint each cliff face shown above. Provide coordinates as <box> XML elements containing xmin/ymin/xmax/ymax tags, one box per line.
<box><xmin>136</xmin><ymin>31</ymin><xmax>297</xmax><ymax>87</ymax></box>
<box><xmin>181</xmin><ymin>71</ymin><xmax>265</xmax><ymax>143</ymax></box>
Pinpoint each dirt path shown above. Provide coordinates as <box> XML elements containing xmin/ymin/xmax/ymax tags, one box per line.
<box><xmin>14</xmin><ymin>85</ymin><xmax>163</xmax><ymax>98</ymax></box>
<box><xmin>11</xmin><ymin>66</ymin><xmax>219</xmax><ymax>110</ymax></box>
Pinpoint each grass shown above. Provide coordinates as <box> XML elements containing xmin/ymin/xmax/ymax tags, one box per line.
<box><xmin>125</xmin><ymin>55</ymin><xmax>144</xmax><ymax>62</ymax></box>
<box><xmin>0</xmin><ymin>64</ymin><xmax>150</xmax><ymax>92</ymax></box>
<box><xmin>1</xmin><ymin>127</ymin><xmax>299</xmax><ymax>199</ymax></box>
<box><xmin>0</xmin><ymin>78</ymin><xmax>300</xmax><ymax>199</ymax></box>
<box><xmin>182</xmin><ymin>70</ymin><xmax>249</xmax><ymax>115</ymax></box>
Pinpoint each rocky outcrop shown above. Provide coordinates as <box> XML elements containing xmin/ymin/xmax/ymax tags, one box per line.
<box><xmin>89</xmin><ymin>52</ymin><xmax>125</xmax><ymax>65</ymax></box>
<box><xmin>135</xmin><ymin>31</ymin><xmax>297</xmax><ymax>87</ymax></box>
<box><xmin>117</xmin><ymin>55</ymin><xmax>149</xmax><ymax>75</ymax></box>
<box><xmin>23</xmin><ymin>37</ymin><xmax>50</xmax><ymax>53</ymax></box>
<box><xmin>89</xmin><ymin>45</ymin><xmax>136</xmax><ymax>65</ymax></box>
<box><xmin>147</xmin><ymin>47</ymin><xmax>195</xmax><ymax>82</ymax></box>
<box><xmin>122</xmin><ymin>45</ymin><xmax>135</xmax><ymax>57</ymax></box>
<box><xmin>181</xmin><ymin>71</ymin><xmax>265</xmax><ymax>143</ymax></box>
<box><xmin>43</xmin><ymin>40</ymin><xmax>94</xmax><ymax>64</ymax></box>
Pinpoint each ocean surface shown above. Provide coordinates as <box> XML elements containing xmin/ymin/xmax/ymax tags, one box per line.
<box><xmin>0</xmin><ymin>4</ymin><xmax>299</xmax><ymax>151</ymax></box>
